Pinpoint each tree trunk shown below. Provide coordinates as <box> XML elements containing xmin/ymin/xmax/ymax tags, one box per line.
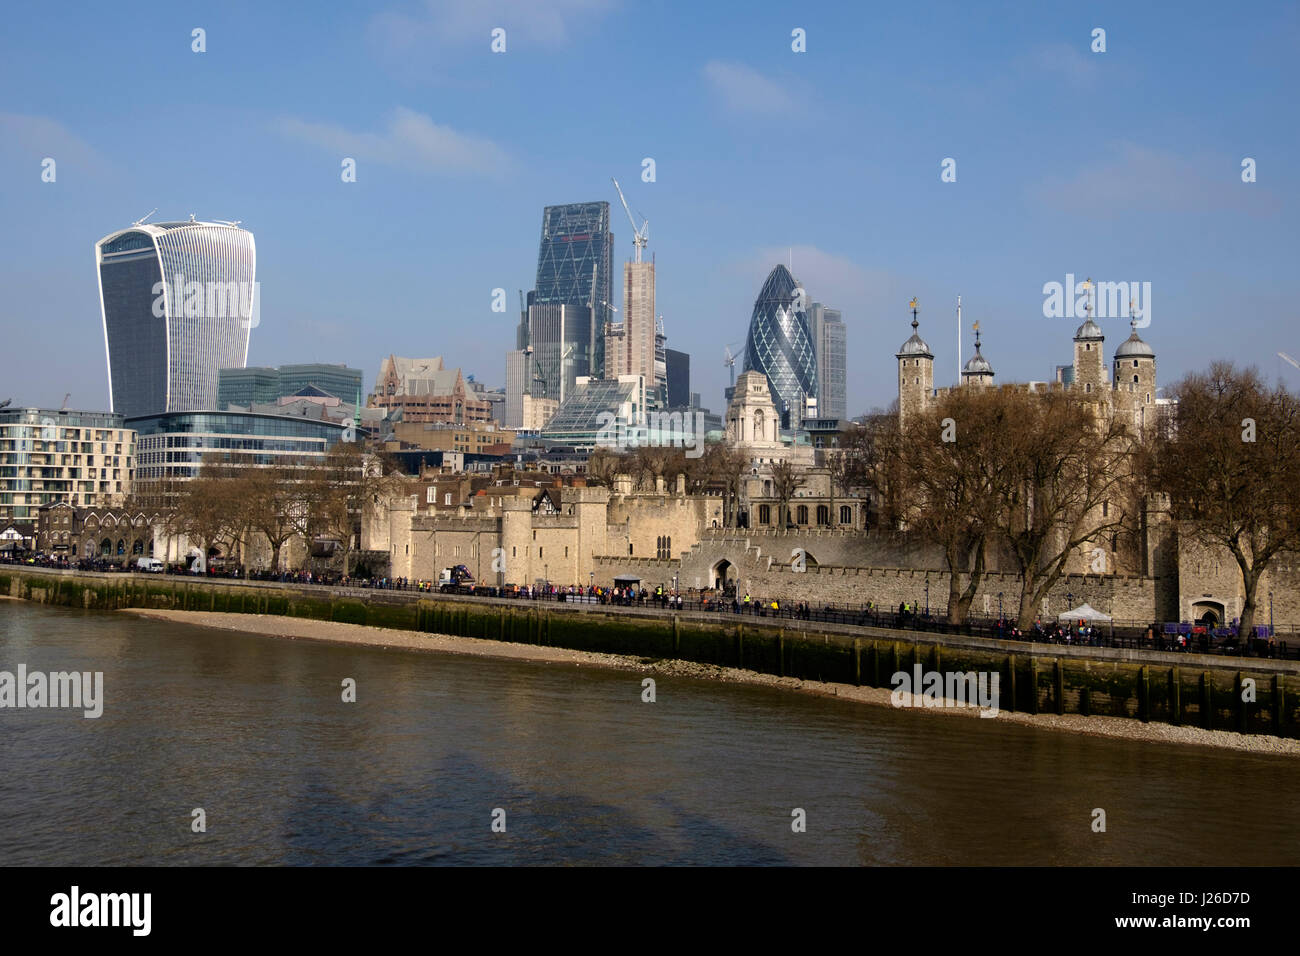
<box><xmin>945</xmin><ymin>541</ymin><xmax>964</xmax><ymax>626</ymax></box>
<box><xmin>1238</xmin><ymin>561</ymin><xmax>1259</xmax><ymax>638</ymax></box>
<box><xmin>1017</xmin><ymin>569</ymin><xmax>1038</xmax><ymax>630</ymax></box>
<box><xmin>956</xmin><ymin>539</ymin><xmax>986</xmax><ymax>625</ymax></box>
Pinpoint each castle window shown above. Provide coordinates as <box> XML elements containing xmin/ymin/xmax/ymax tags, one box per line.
<box><xmin>817</xmin><ymin>504</ymin><xmax>830</xmax><ymax>525</ymax></box>
<box><xmin>1133</xmin><ymin>360</ymin><xmax>1139</xmax><ymax>367</ymax></box>
<box><xmin>1133</xmin><ymin>375</ymin><xmax>1139</xmax><ymax>383</ymax></box>
<box><xmin>840</xmin><ymin>505</ymin><xmax>852</xmax><ymax>524</ymax></box>
<box><xmin>759</xmin><ymin>504</ymin><xmax>771</xmax><ymax>525</ymax></box>
<box><xmin>914</xmin><ymin>378</ymin><xmax>919</xmax><ymax>385</ymax></box>
<box><xmin>1085</xmin><ymin>383</ymin><xmax>1092</xmax><ymax>393</ymax></box>
<box><xmin>797</xmin><ymin>505</ymin><xmax>808</xmax><ymax>524</ymax></box>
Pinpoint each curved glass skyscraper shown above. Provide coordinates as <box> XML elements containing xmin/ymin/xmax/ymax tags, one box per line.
<box><xmin>743</xmin><ymin>264</ymin><xmax>818</xmax><ymax>428</ymax></box>
<box><xmin>96</xmin><ymin>219</ymin><xmax>256</xmax><ymax>418</ymax></box>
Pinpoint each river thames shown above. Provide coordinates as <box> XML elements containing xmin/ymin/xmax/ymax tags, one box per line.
<box><xmin>2</xmin><ymin>602</ymin><xmax>1298</xmax><ymax>866</ymax></box>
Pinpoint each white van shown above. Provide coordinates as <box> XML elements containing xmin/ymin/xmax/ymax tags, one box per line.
<box><xmin>135</xmin><ymin>557</ymin><xmax>164</xmax><ymax>573</ymax></box>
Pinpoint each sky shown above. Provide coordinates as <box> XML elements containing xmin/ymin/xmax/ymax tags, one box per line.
<box><xmin>1</xmin><ymin>0</ymin><xmax>1297</xmax><ymax>417</ymax></box>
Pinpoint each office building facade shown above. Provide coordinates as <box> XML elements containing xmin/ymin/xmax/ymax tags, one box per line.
<box><xmin>218</xmin><ymin>364</ymin><xmax>364</xmax><ymax>409</ymax></box>
<box><xmin>532</xmin><ymin>202</ymin><xmax>613</xmax><ymax>381</ymax></box>
<box><xmin>743</xmin><ymin>264</ymin><xmax>818</xmax><ymax>428</ymax></box>
<box><xmin>0</xmin><ymin>408</ymin><xmax>135</xmax><ymax>523</ymax></box>
<box><xmin>807</xmin><ymin>302</ymin><xmax>847</xmax><ymax>420</ymax></box>
<box><xmin>96</xmin><ymin>218</ymin><xmax>257</xmax><ymax>418</ymax></box>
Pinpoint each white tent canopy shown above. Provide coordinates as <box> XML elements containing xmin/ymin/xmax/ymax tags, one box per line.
<box><xmin>1058</xmin><ymin>603</ymin><xmax>1112</xmax><ymax>622</ymax></box>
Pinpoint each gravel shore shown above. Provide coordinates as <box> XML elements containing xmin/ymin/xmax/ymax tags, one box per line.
<box><xmin>121</xmin><ymin>608</ymin><xmax>1300</xmax><ymax>757</ymax></box>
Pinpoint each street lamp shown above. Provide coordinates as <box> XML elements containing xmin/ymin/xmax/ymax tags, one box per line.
<box><xmin>1270</xmin><ymin>590</ymin><xmax>1275</xmax><ymax>639</ymax></box>
<box><xmin>925</xmin><ymin>579</ymin><xmax>930</xmax><ymax>617</ymax></box>
<box><xmin>998</xmin><ymin>591</ymin><xmax>1003</xmax><ymax>621</ymax></box>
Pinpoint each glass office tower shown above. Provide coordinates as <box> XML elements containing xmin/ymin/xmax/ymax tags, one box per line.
<box><xmin>532</xmin><ymin>202</ymin><xmax>613</xmax><ymax>379</ymax></box>
<box><xmin>743</xmin><ymin>264</ymin><xmax>819</xmax><ymax>428</ymax></box>
<box><xmin>96</xmin><ymin>219</ymin><xmax>256</xmax><ymax>418</ymax></box>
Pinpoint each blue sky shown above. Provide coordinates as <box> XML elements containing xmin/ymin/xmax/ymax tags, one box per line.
<box><xmin>1</xmin><ymin>0</ymin><xmax>1296</xmax><ymax>415</ymax></box>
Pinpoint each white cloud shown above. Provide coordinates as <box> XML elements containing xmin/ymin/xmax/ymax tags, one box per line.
<box><xmin>702</xmin><ymin>61</ymin><xmax>798</xmax><ymax>115</ymax></box>
<box><xmin>1027</xmin><ymin>42</ymin><xmax>1101</xmax><ymax>90</ymax></box>
<box><xmin>1026</xmin><ymin>142</ymin><xmax>1274</xmax><ymax>216</ymax></box>
<box><xmin>278</xmin><ymin>107</ymin><xmax>510</xmax><ymax>176</ymax></box>
<box><xmin>0</xmin><ymin>113</ymin><xmax>108</xmax><ymax>173</ymax></box>
<box><xmin>369</xmin><ymin>0</ymin><xmax>613</xmax><ymax>58</ymax></box>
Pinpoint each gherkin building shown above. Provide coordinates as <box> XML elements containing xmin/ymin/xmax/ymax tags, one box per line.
<box><xmin>743</xmin><ymin>264</ymin><xmax>818</xmax><ymax>428</ymax></box>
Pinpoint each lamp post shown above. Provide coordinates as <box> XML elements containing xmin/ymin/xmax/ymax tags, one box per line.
<box><xmin>1270</xmin><ymin>590</ymin><xmax>1275</xmax><ymax>640</ymax></box>
<box><xmin>925</xmin><ymin>579</ymin><xmax>930</xmax><ymax>617</ymax></box>
<box><xmin>998</xmin><ymin>591</ymin><xmax>1003</xmax><ymax>621</ymax></box>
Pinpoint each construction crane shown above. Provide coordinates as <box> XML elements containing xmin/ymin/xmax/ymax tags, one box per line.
<box><xmin>611</xmin><ymin>177</ymin><xmax>649</xmax><ymax>263</ymax></box>
<box><xmin>1279</xmin><ymin>352</ymin><xmax>1300</xmax><ymax>373</ymax></box>
<box><xmin>723</xmin><ymin>341</ymin><xmax>744</xmax><ymax>386</ymax></box>
<box><xmin>61</xmin><ymin>393</ymin><xmax>71</xmax><ymax>410</ymax></box>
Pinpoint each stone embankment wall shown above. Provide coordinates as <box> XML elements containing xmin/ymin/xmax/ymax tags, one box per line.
<box><xmin>3</xmin><ymin>567</ymin><xmax>1296</xmax><ymax>738</ymax></box>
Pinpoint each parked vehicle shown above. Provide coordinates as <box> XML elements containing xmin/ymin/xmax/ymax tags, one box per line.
<box><xmin>134</xmin><ymin>557</ymin><xmax>164</xmax><ymax>573</ymax></box>
<box><xmin>439</xmin><ymin>564</ymin><xmax>475</xmax><ymax>593</ymax></box>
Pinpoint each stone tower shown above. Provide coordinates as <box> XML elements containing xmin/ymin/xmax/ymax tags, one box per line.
<box><xmin>1112</xmin><ymin>316</ymin><xmax>1157</xmax><ymax>433</ymax></box>
<box><xmin>896</xmin><ymin>300</ymin><xmax>933</xmax><ymax>426</ymax></box>
<box><xmin>1072</xmin><ymin>282</ymin><xmax>1107</xmax><ymax>397</ymax></box>
<box><xmin>960</xmin><ymin>323</ymin><xmax>995</xmax><ymax>389</ymax></box>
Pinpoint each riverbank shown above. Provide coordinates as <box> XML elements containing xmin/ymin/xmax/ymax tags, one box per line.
<box><xmin>120</xmin><ymin>607</ymin><xmax>1300</xmax><ymax>757</ymax></box>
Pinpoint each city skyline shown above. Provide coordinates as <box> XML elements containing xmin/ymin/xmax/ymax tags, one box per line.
<box><xmin>1</xmin><ymin>2</ymin><xmax>1296</xmax><ymax>418</ymax></box>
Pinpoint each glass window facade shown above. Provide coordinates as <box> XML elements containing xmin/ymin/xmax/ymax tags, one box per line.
<box><xmin>744</xmin><ymin>265</ymin><xmax>819</xmax><ymax>428</ymax></box>
<box><xmin>97</xmin><ymin>221</ymin><xmax>256</xmax><ymax>418</ymax></box>
<box><xmin>533</xmin><ymin>202</ymin><xmax>613</xmax><ymax>379</ymax></box>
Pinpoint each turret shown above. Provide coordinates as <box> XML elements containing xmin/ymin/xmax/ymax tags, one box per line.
<box><xmin>896</xmin><ymin>298</ymin><xmax>933</xmax><ymax>426</ymax></box>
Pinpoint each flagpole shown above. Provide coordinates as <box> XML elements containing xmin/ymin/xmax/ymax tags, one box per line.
<box><xmin>956</xmin><ymin>295</ymin><xmax>962</xmax><ymax>384</ymax></box>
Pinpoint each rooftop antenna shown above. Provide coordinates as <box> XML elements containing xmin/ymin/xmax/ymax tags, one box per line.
<box><xmin>132</xmin><ymin>208</ymin><xmax>157</xmax><ymax>227</ymax></box>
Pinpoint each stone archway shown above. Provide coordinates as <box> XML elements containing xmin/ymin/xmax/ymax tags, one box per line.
<box><xmin>711</xmin><ymin>558</ymin><xmax>735</xmax><ymax>592</ymax></box>
<box><xmin>1191</xmin><ymin>600</ymin><xmax>1225</xmax><ymax>627</ymax></box>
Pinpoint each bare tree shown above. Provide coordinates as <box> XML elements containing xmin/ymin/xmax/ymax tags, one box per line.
<box><xmin>1153</xmin><ymin>362</ymin><xmax>1300</xmax><ymax>636</ymax></box>
<box><xmin>307</xmin><ymin>442</ymin><xmax>405</xmax><ymax>577</ymax></box>
<box><xmin>996</xmin><ymin>389</ymin><xmax>1141</xmax><ymax>629</ymax></box>
<box><xmin>769</xmin><ymin>459</ymin><xmax>804</xmax><ymax>529</ymax></box>
<box><xmin>894</xmin><ymin>389</ymin><xmax>1007</xmax><ymax>625</ymax></box>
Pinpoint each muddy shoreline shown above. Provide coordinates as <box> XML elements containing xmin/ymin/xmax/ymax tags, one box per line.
<box><xmin>117</xmin><ymin>607</ymin><xmax>1300</xmax><ymax>757</ymax></box>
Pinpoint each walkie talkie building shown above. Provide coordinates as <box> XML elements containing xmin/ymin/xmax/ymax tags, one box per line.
<box><xmin>744</xmin><ymin>264</ymin><xmax>819</xmax><ymax>428</ymax></box>
<box><xmin>95</xmin><ymin>218</ymin><xmax>256</xmax><ymax>418</ymax></box>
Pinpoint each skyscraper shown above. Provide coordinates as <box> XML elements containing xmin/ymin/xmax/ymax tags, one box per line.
<box><xmin>532</xmin><ymin>202</ymin><xmax>613</xmax><ymax>380</ymax></box>
<box><xmin>665</xmin><ymin>348</ymin><xmax>690</xmax><ymax>408</ymax></box>
<box><xmin>807</xmin><ymin>302</ymin><xmax>847</xmax><ymax>419</ymax></box>
<box><xmin>605</xmin><ymin>261</ymin><xmax>656</xmax><ymax>388</ymax></box>
<box><xmin>743</xmin><ymin>264</ymin><xmax>818</xmax><ymax>428</ymax></box>
<box><xmin>96</xmin><ymin>218</ymin><xmax>256</xmax><ymax>418</ymax></box>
